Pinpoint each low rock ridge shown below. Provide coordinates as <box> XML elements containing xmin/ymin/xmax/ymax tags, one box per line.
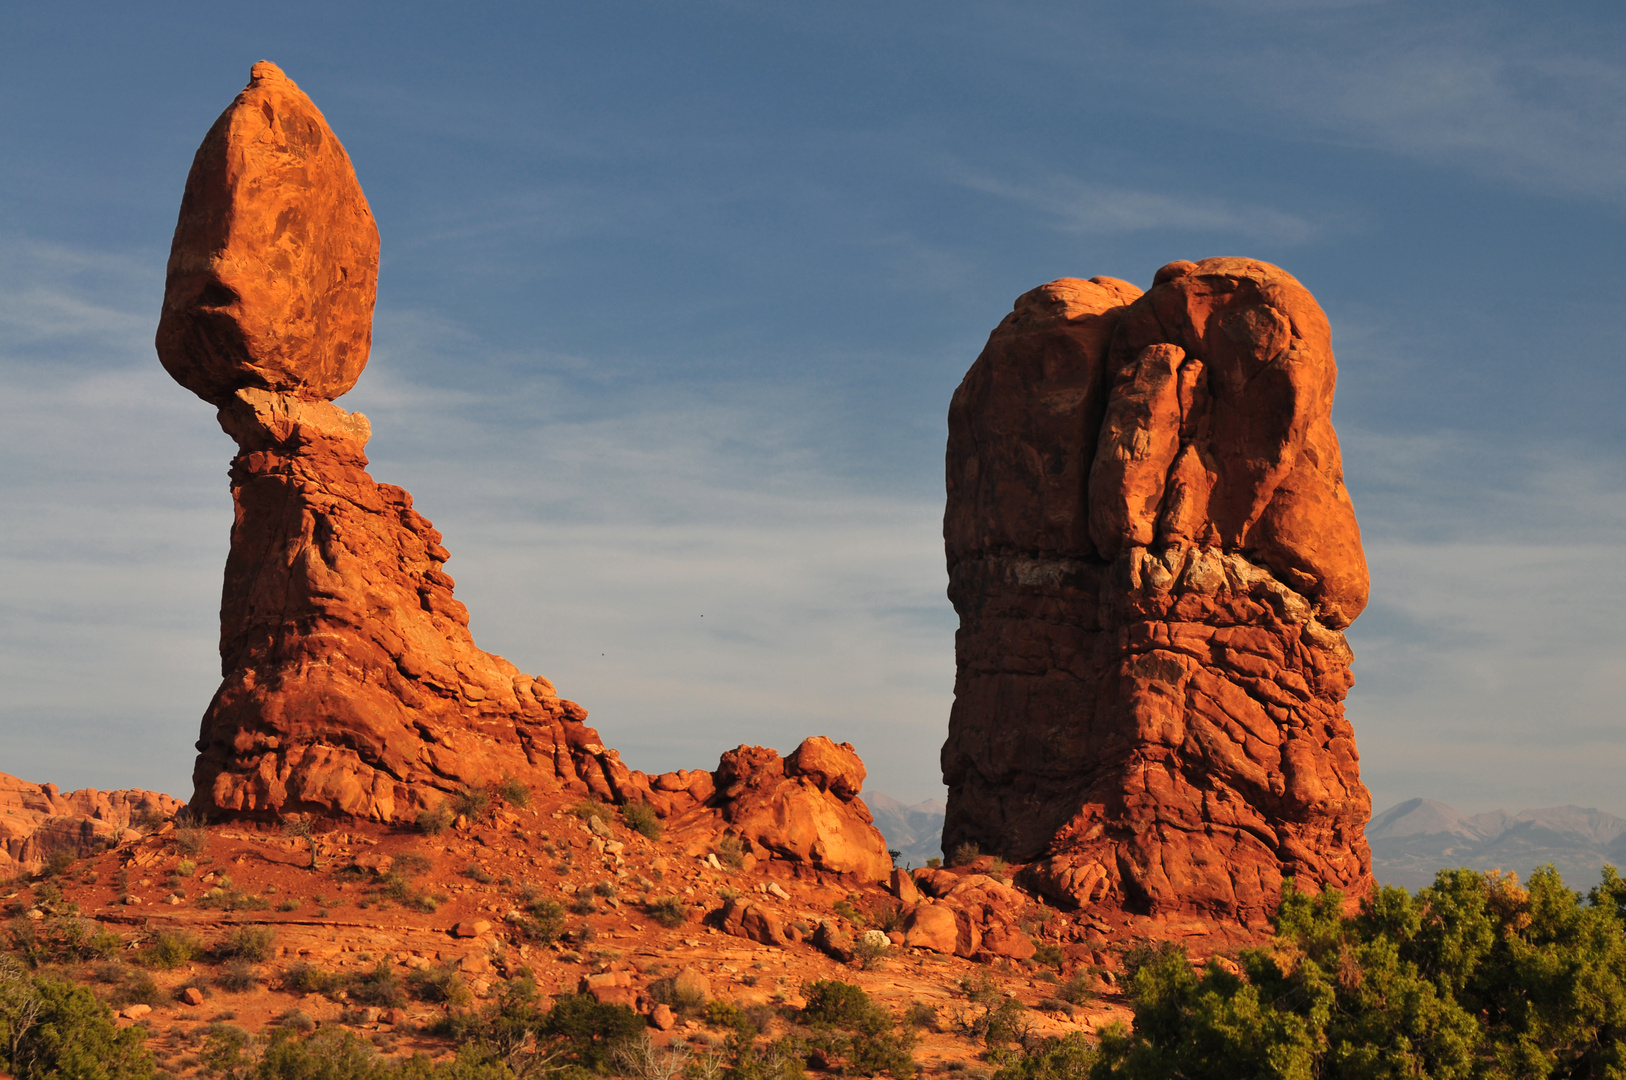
<box><xmin>0</xmin><ymin>772</ymin><xmax>182</xmax><ymax>872</ymax></box>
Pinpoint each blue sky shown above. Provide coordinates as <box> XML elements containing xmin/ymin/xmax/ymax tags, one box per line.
<box><xmin>1</xmin><ymin>2</ymin><xmax>1623</xmax><ymax>815</ymax></box>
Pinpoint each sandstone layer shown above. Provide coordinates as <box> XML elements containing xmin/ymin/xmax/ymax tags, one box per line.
<box><xmin>942</xmin><ymin>259</ymin><xmax>1372</xmax><ymax>926</ymax></box>
<box><xmin>0</xmin><ymin>772</ymin><xmax>182</xmax><ymax>872</ymax></box>
<box><xmin>157</xmin><ymin>63</ymin><xmax>891</xmax><ymax>883</ymax></box>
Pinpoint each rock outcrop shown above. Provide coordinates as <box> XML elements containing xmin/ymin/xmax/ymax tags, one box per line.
<box><xmin>156</xmin><ymin>64</ymin><xmax>633</xmax><ymax>822</ymax></box>
<box><xmin>0</xmin><ymin>773</ymin><xmax>182</xmax><ymax>872</ymax></box>
<box><xmin>942</xmin><ymin>259</ymin><xmax>1372</xmax><ymax>927</ymax></box>
<box><xmin>156</xmin><ymin>63</ymin><xmax>894</xmax><ymax>883</ymax></box>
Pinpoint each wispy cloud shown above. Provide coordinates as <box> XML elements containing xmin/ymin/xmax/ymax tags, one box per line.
<box><xmin>954</xmin><ymin>169</ymin><xmax>1323</xmax><ymax>244</ymax></box>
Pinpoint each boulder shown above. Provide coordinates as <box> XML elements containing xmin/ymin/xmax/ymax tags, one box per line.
<box><xmin>709</xmin><ymin>740</ymin><xmax>892</xmax><ymax>880</ymax></box>
<box><xmin>156</xmin><ymin>61</ymin><xmax>379</xmax><ymax>406</ymax></box>
<box><xmin>785</xmin><ymin>736</ymin><xmax>866</xmax><ymax>798</ymax></box>
<box><xmin>888</xmin><ymin>868</ymin><xmax>920</xmax><ymax>905</ymax></box>
<box><xmin>812</xmin><ymin>920</ymin><xmax>856</xmax><ymax>962</ymax></box>
<box><xmin>901</xmin><ymin>904</ymin><xmax>958</xmax><ymax>954</ymax></box>
<box><xmin>942</xmin><ymin>258</ymin><xmax>1373</xmax><ymax>927</ymax></box>
<box><xmin>980</xmin><ymin>925</ymin><xmax>1037</xmax><ymax>960</ymax></box>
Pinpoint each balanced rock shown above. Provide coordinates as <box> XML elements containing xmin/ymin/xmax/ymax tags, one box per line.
<box><xmin>942</xmin><ymin>258</ymin><xmax>1372</xmax><ymax>926</ymax></box>
<box><xmin>156</xmin><ymin>61</ymin><xmax>379</xmax><ymax>405</ymax></box>
<box><xmin>157</xmin><ymin>64</ymin><xmax>625</xmax><ymax>822</ymax></box>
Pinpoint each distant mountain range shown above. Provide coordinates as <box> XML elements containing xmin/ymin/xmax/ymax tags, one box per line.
<box><xmin>869</xmin><ymin>793</ymin><xmax>1626</xmax><ymax>891</ymax></box>
<box><xmin>867</xmin><ymin>793</ymin><xmax>945</xmax><ymax>867</ymax></box>
<box><xmin>1367</xmin><ymin>798</ymin><xmax>1626</xmax><ymax>890</ymax></box>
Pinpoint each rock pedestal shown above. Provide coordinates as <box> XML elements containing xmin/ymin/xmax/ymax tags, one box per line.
<box><xmin>942</xmin><ymin>259</ymin><xmax>1373</xmax><ymax>925</ymax></box>
<box><xmin>157</xmin><ymin>63</ymin><xmax>624</xmax><ymax>821</ymax></box>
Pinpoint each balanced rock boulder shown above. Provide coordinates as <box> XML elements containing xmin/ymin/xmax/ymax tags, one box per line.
<box><xmin>942</xmin><ymin>259</ymin><xmax>1372</xmax><ymax>926</ymax></box>
<box><xmin>157</xmin><ymin>64</ymin><xmax>626</xmax><ymax>822</ymax></box>
<box><xmin>156</xmin><ymin>61</ymin><xmax>379</xmax><ymax>406</ymax></box>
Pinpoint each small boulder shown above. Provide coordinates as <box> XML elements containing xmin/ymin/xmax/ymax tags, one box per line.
<box><xmin>812</xmin><ymin>920</ymin><xmax>855</xmax><ymax>963</ymax></box>
<box><xmin>650</xmin><ymin>1004</ymin><xmax>676</xmax><ymax>1030</ymax></box>
<box><xmin>901</xmin><ymin>904</ymin><xmax>958</xmax><ymax>954</ymax></box>
<box><xmin>182</xmin><ymin>987</ymin><xmax>205</xmax><ymax>1006</ymax></box>
<box><xmin>784</xmin><ymin>736</ymin><xmax>866</xmax><ymax>798</ymax></box>
<box><xmin>121</xmin><ymin>1004</ymin><xmax>152</xmax><ymax>1020</ymax></box>
<box><xmin>889</xmin><ymin>868</ymin><xmax>920</xmax><ymax>905</ymax></box>
<box><xmin>980</xmin><ymin>925</ymin><xmax>1037</xmax><ymax>960</ymax></box>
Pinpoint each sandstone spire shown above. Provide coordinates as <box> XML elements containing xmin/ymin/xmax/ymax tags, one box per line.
<box><xmin>157</xmin><ymin>63</ymin><xmax>626</xmax><ymax>821</ymax></box>
<box><xmin>942</xmin><ymin>259</ymin><xmax>1373</xmax><ymax>926</ymax></box>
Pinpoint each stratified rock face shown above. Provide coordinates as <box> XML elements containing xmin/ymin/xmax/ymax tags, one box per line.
<box><xmin>0</xmin><ymin>773</ymin><xmax>182</xmax><ymax>871</ymax></box>
<box><xmin>156</xmin><ymin>62</ymin><xmax>379</xmax><ymax>406</ymax></box>
<box><xmin>942</xmin><ymin>259</ymin><xmax>1372</xmax><ymax>926</ymax></box>
<box><xmin>159</xmin><ymin>65</ymin><xmax>624</xmax><ymax>822</ymax></box>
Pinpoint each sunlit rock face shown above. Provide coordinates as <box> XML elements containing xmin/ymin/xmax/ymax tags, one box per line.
<box><xmin>942</xmin><ymin>259</ymin><xmax>1372</xmax><ymax>926</ymax></box>
<box><xmin>158</xmin><ymin>63</ymin><xmax>620</xmax><ymax>822</ymax></box>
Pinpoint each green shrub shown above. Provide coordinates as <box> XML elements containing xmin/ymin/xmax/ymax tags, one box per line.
<box><xmin>541</xmin><ymin>992</ymin><xmax>646</xmax><ymax>1070</ymax></box>
<box><xmin>452</xmin><ymin>786</ymin><xmax>492</xmax><ymax>820</ymax></box>
<box><xmin>1091</xmin><ymin>867</ymin><xmax>1626</xmax><ymax>1080</ymax></box>
<box><xmin>215</xmin><ymin>924</ymin><xmax>276</xmax><ymax>962</ymax></box>
<box><xmin>990</xmin><ymin>1031</ymin><xmax>1097</xmax><ymax>1080</ymax></box>
<box><xmin>373</xmin><ymin>871</ymin><xmax>442</xmax><ymax>913</ymax></box>
<box><xmin>1031</xmin><ymin>943</ymin><xmax>1064</xmax><ymax>972</ymax></box>
<box><xmin>214</xmin><ymin>960</ymin><xmax>260</xmax><ymax>993</ymax></box>
<box><xmin>948</xmin><ymin>841</ymin><xmax>980</xmax><ymax>867</ymax></box>
<box><xmin>175</xmin><ymin>821</ymin><xmax>209</xmax><ymax>856</ymax></box>
<box><xmin>280</xmin><ymin>962</ymin><xmax>340</xmax><ymax>996</ymax></box>
<box><xmin>645</xmin><ymin>895</ymin><xmax>687</xmax><ymax>928</ymax></box>
<box><xmin>392</xmin><ymin>852</ymin><xmax>433</xmax><ymax>876</ymax></box>
<box><xmin>1056</xmin><ymin>970</ymin><xmax>1093</xmax><ymax>1006</ymax></box>
<box><xmin>41</xmin><ymin>849</ymin><xmax>76</xmax><ymax>878</ymax></box>
<box><xmin>112</xmin><ymin>970</ymin><xmax>163</xmax><ymax>1008</ymax></box>
<box><xmin>646</xmin><ymin>975</ymin><xmax>708</xmax><ymax>1017</ymax></box>
<box><xmin>344</xmin><ymin>963</ymin><xmax>406</xmax><ymax>1008</ymax></box>
<box><xmin>0</xmin><ymin>971</ymin><xmax>154</xmax><ymax>1080</ymax></box>
<box><xmin>140</xmin><ymin>929</ymin><xmax>204</xmax><ymax>969</ymax></box>
<box><xmin>572</xmin><ymin>799</ymin><xmax>613</xmax><ymax>826</ymax></box>
<box><xmin>904</xmin><ymin>1002</ymin><xmax>938</xmax><ymax>1030</ymax></box>
<box><xmin>926</xmin><ymin>857</ymin><xmax>942</xmax><ymax>869</ymax></box>
<box><xmin>416</xmin><ymin>804</ymin><xmax>454</xmax><ymax>835</ymax></box>
<box><xmin>832</xmin><ymin>900</ymin><xmax>865</xmax><ymax>927</ymax></box>
<box><xmin>406</xmin><ymin>963</ymin><xmax>473</xmax><ymax>1007</ymax></box>
<box><xmin>802</xmin><ymin>980</ymin><xmax>893</xmax><ymax>1037</ymax></box>
<box><xmin>714</xmin><ymin>834</ymin><xmax>747</xmax><ymax>870</ymax></box>
<box><xmin>496</xmin><ymin>776</ymin><xmax>531</xmax><ymax>808</ymax></box>
<box><xmin>620</xmin><ymin>801</ymin><xmax>662</xmax><ymax>839</ymax></box>
<box><xmin>463</xmin><ymin>863</ymin><xmax>496</xmax><ymax>884</ymax></box>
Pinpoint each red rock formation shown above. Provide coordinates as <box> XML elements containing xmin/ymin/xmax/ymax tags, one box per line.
<box><xmin>156</xmin><ymin>65</ymin><xmax>630</xmax><ymax>822</ymax></box>
<box><xmin>0</xmin><ymin>773</ymin><xmax>182</xmax><ymax>872</ymax></box>
<box><xmin>942</xmin><ymin>259</ymin><xmax>1372</xmax><ymax>927</ymax></box>
<box><xmin>156</xmin><ymin>64</ymin><xmax>894</xmax><ymax>884</ymax></box>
